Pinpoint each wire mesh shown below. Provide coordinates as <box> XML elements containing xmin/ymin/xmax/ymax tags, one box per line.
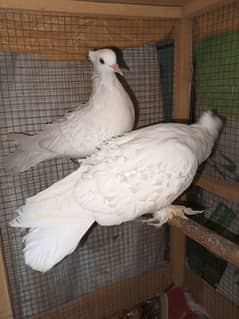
<box><xmin>0</xmin><ymin>9</ymin><xmax>174</xmax><ymax>319</ymax></box>
<box><xmin>188</xmin><ymin>187</ymin><xmax>239</xmax><ymax>244</ymax></box>
<box><xmin>187</xmin><ymin>187</ymin><xmax>239</xmax><ymax>316</ymax></box>
<box><xmin>188</xmin><ymin>1</ymin><xmax>239</xmax><ymax>312</ymax></box>
<box><xmin>192</xmin><ymin>1</ymin><xmax>239</xmax><ymax>183</ymax></box>
<box><xmin>157</xmin><ymin>40</ymin><xmax>174</xmax><ymax>122</ymax></box>
<box><xmin>185</xmin><ymin>248</ymin><xmax>239</xmax><ymax>319</ymax></box>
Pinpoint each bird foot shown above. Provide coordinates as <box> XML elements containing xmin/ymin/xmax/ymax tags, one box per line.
<box><xmin>138</xmin><ymin>214</ymin><xmax>155</xmax><ymax>223</ymax></box>
<box><xmin>140</xmin><ymin>217</ymin><xmax>161</xmax><ymax>225</ymax></box>
<box><xmin>167</xmin><ymin>205</ymin><xmax>204</xmax><ymax>219</ymax></box>
<box><xmin>138</xmin><ymin>205</ymin><xmax>204</xmax><ymax>228</ymax></box>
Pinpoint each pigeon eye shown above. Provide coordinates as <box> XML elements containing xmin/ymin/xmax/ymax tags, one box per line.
<box><xmin>99</xmin><ymin>58</ymin><xmax>105</xmax><ymax>64</ymax></box>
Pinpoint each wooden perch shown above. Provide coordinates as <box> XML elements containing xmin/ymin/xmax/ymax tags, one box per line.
<box><xmin>169</xmin><ymin>216</ymin><xmax>239</xmax><ymax>268</ymax></box>
<box><xmin>138</xmin><ymin>212</ymin><xmax>239</xmax><ymax>268</ymax></box>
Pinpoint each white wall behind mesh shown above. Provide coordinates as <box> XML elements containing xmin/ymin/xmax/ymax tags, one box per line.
<box><xmin>0</xmin><ymin>43</ymin><xmax>167</xmax><ymax>318</ymax></box>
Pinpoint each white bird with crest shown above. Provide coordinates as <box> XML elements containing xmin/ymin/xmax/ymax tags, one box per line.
<box><xmin>6</xmin><ymin>48</ymin><xmax>135</xmax><ymax>172</ymax></box>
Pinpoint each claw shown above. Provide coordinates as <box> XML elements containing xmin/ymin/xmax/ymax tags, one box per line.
<box><xmin>137</xmin><ymin>206</ymin><xmax>204</xmax><ymax>228</ymax></box>
<box><xmin>138</xmin><ymin>214</ymin><xmax>154</xmax><ymax>222</ymax></box>
<box><xmin>183</xmin><ymin>208</ymin><xmax>204</xmax><ymax>216</ymax></box>
<box><xmin>138</xmin><ymin>217</ymin><xmax>157</xmax><ymax>224</ymax></box>
<box><xmin>173</xmin><ymin>206</ymin><xmax>204</xmax><ymax>218</ymax></box>
<box><xmin>138</xmin><ymin>216</ymin><xmax>166</xmax><ymax>228</ymax></box>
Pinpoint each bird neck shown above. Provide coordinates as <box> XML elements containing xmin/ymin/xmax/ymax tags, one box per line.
<box><xmin>91</xmin><ymin>70</ymin><xmax>119</xmax><ymax>92</ymax></box>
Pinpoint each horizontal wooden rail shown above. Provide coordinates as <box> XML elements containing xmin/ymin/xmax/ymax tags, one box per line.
<box><xmin>169</xmin><ymin>216</ymin><xmax>239</xmax><ymax>268</ymax></box>
<box><xmin>183</xmin><ymin>0</ymin><xmax>235</xmax><ymax>17</ymax></box>
<box><xmin>0</xmin><ymin>0</ymin><xmax>182</xmax><ymax>18</ymax></box>
<box><xmin>185</xmin><ymin>265</ymin><xmax>239</xmax><ymax>319</ymax></box>
<box><xmin>194</xmin><ymin>174</ymin><xmax>239</xmax><ymax>203</ymax></box>
<box><xmin>29</xmin><ymin>265</ymin><xmax>171</xmax><ymax>319</ymax></box>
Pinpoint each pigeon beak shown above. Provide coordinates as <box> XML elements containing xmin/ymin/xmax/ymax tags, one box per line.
<box><xmin>111</xmin><ymin>64</ymin><xmax>123</xmax><ymax>76</ymax></box>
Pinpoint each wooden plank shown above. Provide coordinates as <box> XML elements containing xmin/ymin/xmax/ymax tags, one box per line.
<box><xmin>77</xmin><ymin>0</ymin><xmax>185</xmax><ymax>6</ymax></box>
<box><xmin>170</xmin><ymin>225</ymin><xmax>186</xmax><ymax>287</ymax></box>
<box><xmin>171</xmin><ymin>18</ymin><xmax>192</xmax><ymax>287</ymax></box>
<box><xmin>0</xmin><ymin>12</ymin><xmax>175</xmax><ymax>61</ymax></box>
<box><xmin>169</xmin><ymin>216</ymin><xmax>239</xmax><ymax>268</ymax></box>
<box><xmin>29</xmin><ymin>265</ymin><xmax>171</xmax><ymax>319</ymax></box>
<box><xmin>172</xmin><ymin>18</ymin><xmax>192</xmax><ymax>120</ymax></box>
<box><xmin>0</xmin><ymin>240</ymin><xmax>13</xmax><ymax>319</ymax></box>
<box><xmin>0</xmin><ymin>0</ymin><xmax>182</xmax><ymax>18</ymax></box>
<box><xmin>185</xmin><ymin>265</ymin><xmax>239</xmax><ymax>319</ymax></box>
<box><xmin>195</xmin><ymin>174</ymin><xmax>239</xmax><ymax>203</ymax></box>
<box><xmin>183</xmin><ymin>0</ymin><xmax>235</xmax><ymax>17</ymax></box>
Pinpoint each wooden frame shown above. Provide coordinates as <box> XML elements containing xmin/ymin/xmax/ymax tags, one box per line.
<box><xmin>0</xmin><ymin>0</ymin><xmax>236</xmax><ymax>19</ymax></box>
<box><xmin>173</xmin><ymin>18</ymin><xmax>192</xmax><ymax>121</ymax></box>
<box><xmin>171</xmin><ymin>17</ymin><xmax>192</xmax><ymax>287</ymax></box>
<box><xmin>30</xmin><ymin>265</ymin><xmax>171</xmax><ymax>319</ymax></box>
<box><xmin>0</xmin><ymin>242</ymin><xmax>13</xmax><ymax>319</ymax></box>
<box><xmin>185</xmin><ymin>265</ymin><xmax>239</xmax><ymax>319</ymax></box>
<box><xmin>184</xmin><ymin>0</ymin><xmax>235</xmax><ymax>17</ymax></box>
<box><xmin>0</xmin><ymin>0</ymin><xmax>182</xmax><ymax>18</ymax></box>
<box><xmin>169</xmin><ymin>217</ymin><xmax>239</xmax><ymax>269</ymax></box>
<box><xmin>0</xmin><ymin>1</ymin><xmax>238</xmax><ymax>318</ymax></box>
<box><xmin>195</xmin><ymin>174</ymin><xmax>239</xmax><ymax>203</ymax></box>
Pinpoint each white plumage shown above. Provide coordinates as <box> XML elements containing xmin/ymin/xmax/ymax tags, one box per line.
<box><xmin>11</xmin><ymin>111</ymin><xmax>222</xmax><ymax>272</ymax></box>
<box><xmin>6</xmin><ymin>48</ymin><xmax>135</xmax><ymax>172</ymax></box>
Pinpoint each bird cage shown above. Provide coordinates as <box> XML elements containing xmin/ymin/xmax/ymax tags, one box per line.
<box><xmin>0</xmin><ymin>1</ymin><xmax>238</xmax><ymax>318</ymax></box>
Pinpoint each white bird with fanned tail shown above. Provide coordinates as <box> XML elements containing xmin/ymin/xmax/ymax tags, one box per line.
<box><xmin>6</xmin><ymin>48</ymin><xmax>135</xmax><ymax>172</ymax></box>
<box><xmin>11</xmin><ymin>111</ymin><xmax>222</xmax><ymax>272</ymax></box>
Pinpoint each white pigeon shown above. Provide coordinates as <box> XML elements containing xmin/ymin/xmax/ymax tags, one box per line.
<box><xmin>6</xmin><ymin>48</ymin><xmax>135</xmax><ymax>172</ymax></box>
<box><xmin>11</xmin><ymin>111</ymin><xmax>222</xmax><ymax>272</ymax></box>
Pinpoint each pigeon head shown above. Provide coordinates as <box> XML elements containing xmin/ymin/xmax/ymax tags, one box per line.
<box><xmin>89</xmin><ymin>49</ymin><xmax>123</xmax><ymax>76</ymax></box>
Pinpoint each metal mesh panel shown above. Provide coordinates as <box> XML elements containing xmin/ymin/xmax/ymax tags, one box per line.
<box><xmin>188</xmin><ymin>1</ymin><xmax>239</xmax><ymax>310</ymax></box>
<box><xmin>0</xmin><ymin>9</ymin><xmax>173</xmax><ymax>319</ymax></box>
<box><xmin>187</xmin><ymin>187</ymin><xmax>239</xmax><ymax>312</ymax></box>
<box><xmin>185</xmin><ymin>242</ymin><xmax>239</xmax><ymax>319</ymax></box>
<box><xmin>192</xmin><ymin>1</ymin><xmax>239</xmax><ymax>183</ymax></box>
<box><xmin>188</xmin><ymin>187</ymin><xmax>239</xmax><ymax>242</ymax></box>
<box><xmin>157</xmin><ymin>41</ymin><xmax>174</xmax><ymax>122</ymax></box>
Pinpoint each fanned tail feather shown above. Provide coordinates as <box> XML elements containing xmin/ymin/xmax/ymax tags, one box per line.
<box><xmin>11</xmin><ymin>218</ymin><xmax>95</xmax><ymax>272</ymax></box>
<box><xmin>6</xmin><ymin>150</ymin><xmax>52</xmax><ymax>173</ymax></box>
<box><xmin>8</xmin><ymin>133</ymin><xmax>30</xmax><ymax>145</ymax></box>
<box><xmin>10</xmin><ymin>168</ymin><xmax>95</xmax><ymax>272</ymax></box>
<box><xmin>5</xmin><ymin>133</ymin><xmax>54</xmax><ymax>173</ymax></box>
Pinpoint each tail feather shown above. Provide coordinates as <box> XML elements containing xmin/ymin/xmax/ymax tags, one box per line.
<box><xmin>8</xmin><ymin>133</ymin><xmax>30</xmax><ymax>145</ymax></box>
<box><xmin>5</xmin><ymin>150</ymin><xmax>53</xmax><ymax>173</ymax></box>
<box><xmin>21</xmin><ymin>218</ymin><xmax>94</xmax><ymax>272</ymax></box>
<box><xmin>198</xmin><ymin>111</ymin><xmax>222</xmax><ymax>138</ymax></box>
<box><xmin>6</xmin><ymin>133</ymin><xmax>57</xmax><ymax>173</ymax></box>
<box><xmin>6</xmin><ymin>133</ymin><xmax>38</xmax><ymax>172</ymax></box>
<box><xmin>10</xmin><ymin>169</ymin><xmax>94</xmax><ymax>272</ymax></box>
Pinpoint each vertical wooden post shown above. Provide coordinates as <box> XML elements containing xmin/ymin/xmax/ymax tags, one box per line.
<box><xmin>170</xmin><ymin>18</ymin><xmax>192</xmax><ymax>287</ymax></box>
<box><xmin>173</xmin><ymin>18</ymin><xmax>193</xmax><ymax>120</ymax></box>
<box><xmin>0</xmin><ymin>240</ymin><xmax>13</xmax><ymax>319</ymax></box>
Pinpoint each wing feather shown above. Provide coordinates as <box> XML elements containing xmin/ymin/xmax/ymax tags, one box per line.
<box><xmin>75</xmin><ymin>133</ymin><xmax>198</xmax><ymax>225</ymax></box>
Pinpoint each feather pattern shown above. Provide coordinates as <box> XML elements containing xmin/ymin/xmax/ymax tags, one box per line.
<box><xmin>11</xmin><ymin>111</ymin><xmax>222</xmax><ymax>271</ymax></box>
